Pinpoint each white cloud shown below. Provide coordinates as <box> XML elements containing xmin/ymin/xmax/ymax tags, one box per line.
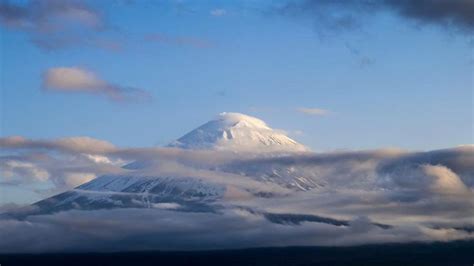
<box><xmin>0</xmin><ymin>136</ymin><xmax>124</xmax><ymax>191</ymax></box>
<box><xmin>56</xmin><ymin>137</ymin><xmax>117</xmax><ymax>154</ymax></box>
<box><xmin>84</xmin><ymin>154</ymin><xmax>123</xmax><ymax>165</ymax></box>
<box><xmin>0</xmin><ymin>136</ymin><xmax>116</xmax><ymax>154</ymax></box>
<box><xmin>63</xmin><ymin>172</ymin><xmax>96</xmax><ymax>188</ymax></box>
<box><xmin>297</xmin><ymin>107</ymin><xmax>330</xmax><ymax>116</ymax></box>
<box><xmin>44</xmin><ymin>67</ymin><xmax>104</xmax><ymax>92</ymax></box>
<box><xmin>422</xmin><ymin>164</ymin><xmax>470</xmax><ymax>195</ymax></box>
<box><xmin>0</xmin><ymin>0</ymin><xmax>112</xmax><ymax>51</ymax></box>
<box><xmin>43</xmin><ymin>67</ymin><xmax>151</xmax><ymax>102</ymax></box>
<box><xmin>0</xmin><ymin>160</ymin><xmax>50</xmax><ymax>183</ymax></box>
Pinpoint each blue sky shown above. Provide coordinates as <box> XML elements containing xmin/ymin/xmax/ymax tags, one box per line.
<box><xmin>0</xmin><ymin>0</ymin><xmax>472</xmax><ymax>151</ymax></box>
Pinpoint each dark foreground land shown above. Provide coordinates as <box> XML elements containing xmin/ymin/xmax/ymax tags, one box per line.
<box><xmin>1</xmin><ymin>241</ymin><xmax>473</xmax><ymax>266</ymax></box>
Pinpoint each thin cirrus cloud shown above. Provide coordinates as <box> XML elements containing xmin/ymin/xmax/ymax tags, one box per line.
<box><xmin>0</xmin><ymin>0</ymin><xmax>121</xmax><ymax>51</ymax></box>
<box><xmin>297</xmin><ymin>107</ymin><xmax>330</xmax><ymax>116</ymax></box>
<box><xmin>42</xmin><ymin>67</ymin><xmax>151</xmax><ymax>103</ymax></box>
<box><xmin>0</xmin><ymin>0</ymin><xmax>103</xmax><ymax>30</ymax></box>
<box><xmin>144</xmin><ymin>33</ymin><xmax>213</xmax><ymax>49</ymax></box>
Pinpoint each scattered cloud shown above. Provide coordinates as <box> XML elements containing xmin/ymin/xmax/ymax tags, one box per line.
<box><xmin>42</xmin><ymin>67</ymin><xmax>152</xmax><ymax>102</ymax></box>
<box><xmin>277</xmin><ymin>0</ymin><xmax>474</xmax><ymax>37</ymax></box>
<box><xmin>1</xmin><ymin>160</ymin><xmax>50</xmax><ymax>184</ymax></box>
<box><xmin>0</xmin><ymin>136</ymin><xmax>116</xmax><ymax>154</ymax></box>
<box><xmin>210</xmin><ymin>9</ymin><xmax>227</xmax><ymax>17</ymax></box>
<box><xmin>0</xmin><ymin>136</ymin><xmax>122</xmax><ymax>190</ymax></box>
<box><xmin>0</xmin><ymin>0</ymin><xmax>116</xmax><ymax>51</ymax></box>
<box><xmin>144</xmin><ymin>33</ymin><xmax>213</xmax><ymax>48</ymax></box>
<box><xmin>0</xmin><ymin>0</ymin><xmax>103</xmax><ymax>30</ymax></box>
<box><xmin>297</xmin><ymin>107</ymin><xmax>330</xmax><ymax>116</ymax></box>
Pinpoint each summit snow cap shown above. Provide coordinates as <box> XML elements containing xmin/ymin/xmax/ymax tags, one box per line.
<box><xmin>169</xmin><ymin>112</ymin><xmax>308</xmax><ymax>152</ymax></box>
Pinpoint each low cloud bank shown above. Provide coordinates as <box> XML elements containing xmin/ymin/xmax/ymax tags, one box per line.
<box><xmin>1</xmin><ymin>208</ymin><xmax>471</xmax><ymax>254</ymax></box>
<box><xmin>0</xmin><ymin>136</ymin><xmax>473</xmax><ymax>252</ymax></box>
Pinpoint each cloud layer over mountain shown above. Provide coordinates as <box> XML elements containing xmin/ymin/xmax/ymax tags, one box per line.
<box><xmin>0</xmin><ymin>135</ymin><xmax>472</xmax><ymax>253</ymax></box>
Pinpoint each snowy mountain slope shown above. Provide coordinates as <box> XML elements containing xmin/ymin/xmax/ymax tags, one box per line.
<box><xmin>220</xmin><ymin>156</ymin><xmax>379</xmax><ymax>191</ymax></box>
<box><xmin>33</xmin><ymin>175</ymin><xmax>226</xmax><ymax>214</ymax></box>
<box><xmin>169</xmin><ymin>112</ymin><xmax>309</xmax><ymax>152</ymax></box>
<box><xmin>220</xmin><ymin>161</ymin><xmax>325</xmax><ymax>191</ymax></box>
<box><xmin>24</xmin><ymin>112</ymin><xmax>316</xmax><ymax>215</ymax></box>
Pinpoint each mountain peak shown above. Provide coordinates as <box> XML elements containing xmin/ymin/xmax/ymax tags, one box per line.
<box><xmin>169</xmin><ymin>112</ymin><xmax>308</xmax><ymax>152</ymax></box>
<box><xmin>216</xmin><ymin>112</ymin><xmax>270</xmax><ymax>129</ymax></box>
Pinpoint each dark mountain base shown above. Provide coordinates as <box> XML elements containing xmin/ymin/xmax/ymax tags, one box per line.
<box><xmin>1</xmin><ymin>241</ymin><xmax>473</xmax><ymax>266</ymax></box>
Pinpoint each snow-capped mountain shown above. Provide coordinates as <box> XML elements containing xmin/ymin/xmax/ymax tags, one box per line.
<box><xmin>7</xmin><ymin>112</ymin><xmax>470</xmax><ymax>246</ymax></box>
<box><xmin>18</xmin><ymin>112</ymin><xmax>315</xmax><ymax>216</ymax></box>
<box><xmin>169</xmin><ymin>112</ymin><xmax>308</xmax><ymax>153</ymax></box>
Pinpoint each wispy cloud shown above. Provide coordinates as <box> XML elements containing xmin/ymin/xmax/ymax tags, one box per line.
<box><xmin>344</xmin><ymin>42</ymin><xmax>375</xmax><ymax>68</ymax></box>
<box><xmin>0</xmin><ymin>136</ymin><xmax>117</xmax><ymax>154</ymax></box>
<box><xmin>297</xmin><ymin>107</ymin><xmax>330</xmax><ymax>116</ymax></box>
<box><xmin>0</xmin><ymin>0</ymin><xmax>103</xmax><ymax>30</ymax></box>
<box><xmin>42</xmin><ymin>67</ymin><xmax>152</xmax><ymax>103</ymax></box>
<box><xmin>210</xmin><ymin>8</ymin><xmax>227</xmax><ymax>17</ymax></box>
<box><xmin>144</xmin><ymin>33</ymin><xmax>213</xmax><ymax>48</ymax></box>
<box><xmin>0</xmin><ymin>0</ymin><xmax>121</xmax><ymax>51</ymax></box>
